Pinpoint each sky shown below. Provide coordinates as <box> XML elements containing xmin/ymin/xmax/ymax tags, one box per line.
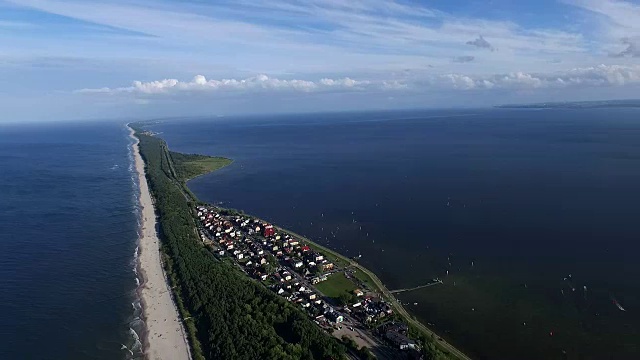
<box><xmin>1</xmin><ymin>0</ymin><xmax>640</xmax><ymax>122</ymax></box>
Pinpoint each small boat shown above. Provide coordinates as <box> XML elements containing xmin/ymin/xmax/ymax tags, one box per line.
<box><xmin>613</xmin><ymin>299</ymin><xmax>626</xmax><ymax>312</ymax></box>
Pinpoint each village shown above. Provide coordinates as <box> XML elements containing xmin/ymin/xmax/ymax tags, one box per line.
<box><xmin>195</xmin><ymin>205</ymin><xmax>424</xmax><ymax>359</ymax></box>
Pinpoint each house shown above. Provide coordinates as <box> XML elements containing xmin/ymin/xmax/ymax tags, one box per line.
<box><xmin>301</xmin><ymin>245</ymin><xmax>310</xmax><ymax>252</ymax></box>
<box><xmin>326</xmin><ymin>311</ymin><xmax>344</xmax><ymax>323</ymax></box>
<box><xmin>259</xmin><ymin>258</ymin><xmax>267</xmax><ymax>265</ymax></box>
<box><xmin>385</xmin><ymin>331</ymin><xmax>417</xmax><ymax>350</ymax></box>
<box><xmin>322</xmin><ymin>263</ymin><xmax>334</xmax><ymax>271</ymax></box>
<box><xmin>236</xmin><ymin>253</ymin><xmax>244</xmax><ymax>260</ymax></box>
<box><xmin>263</xmin><ymin>225</ymin><xmax>275</xmax><ymax>237</ymax></box>
<box><xmin>294</xmin><ymin>260</ymin><xmax>304</xmax><ymax>268</ymax></box>
<box><xmin>311</xmin><ymin>275</ymin><xmax>327</xmax><ymax>284</ymax></box>
<box><xmin>308</xmin><ymin>293</ymin><xmax>317</xmax><ymax>300</ymax></box>
<box><xmin>354</xmin><ymin>289</ymin><xmax>364</xmax><ymax>297</ymax></box>
<box><xmin>218</xmin><ymin>250</ymin><xmax>225</xmax><ymax>256</ymax></box>
<box><xmin>315</xmin><ymin>255</ymin><xmax>324</xmax><ymax>262</ymax></box>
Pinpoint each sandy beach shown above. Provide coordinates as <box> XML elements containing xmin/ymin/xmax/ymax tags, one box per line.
<box><xmin>129</xmin><ymin>126</ymin><xmax>191</xmax><ymax>360</ymax></box>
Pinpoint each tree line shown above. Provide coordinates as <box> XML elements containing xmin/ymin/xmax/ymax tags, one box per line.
<box><xmin>134</xmin><ymin>129</ymin><xmax>346</xmax><ymax>360</ymax></box>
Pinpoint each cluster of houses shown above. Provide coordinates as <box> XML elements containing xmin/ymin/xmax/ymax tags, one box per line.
<box><xmin>196</xmin><ymin>205</ymin><xmax>345</xmax><ymax>326</ymax></box>
<box><xmin>380</xmin><ymin>322</ymin><xmax>418</xmax><ymax>351</ymax></box>
<box><xmin>346</xmin><ymin>294</ymin><xmax>394</xmax><ymax>324</ymax></box>
<box><xmin>196</xmin><ymin>205</ymin><xmax>421</xmax><ymax>356</ymax></box>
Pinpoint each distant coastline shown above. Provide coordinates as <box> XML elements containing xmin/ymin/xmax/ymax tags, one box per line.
<box><xmin>496</xmin><ymin>99</ymin><xmax>640</xmax><ymax>109</ymax></box>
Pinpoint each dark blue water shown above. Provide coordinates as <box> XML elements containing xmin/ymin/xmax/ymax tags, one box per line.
<box><xmin>0</xmin><ymin>121</ymin><xmax>142</xmax><ymax>359</ymax></box>
<box><xmin>150</xmin><ymin>108</ymin><xmax>640</xmax><ymax>360</ymax></box>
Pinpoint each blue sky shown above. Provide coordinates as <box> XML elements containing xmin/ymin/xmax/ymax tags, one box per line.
<box><xmin>1</xmin><ymin>0</ymin><xmax>640</xmax><ymax>122</ymax></box>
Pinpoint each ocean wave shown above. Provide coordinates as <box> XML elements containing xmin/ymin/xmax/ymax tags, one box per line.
<box><xmin>125</xmin><ymin>129</ymin><xmax>145</xmax><ymax>360</ymax></box>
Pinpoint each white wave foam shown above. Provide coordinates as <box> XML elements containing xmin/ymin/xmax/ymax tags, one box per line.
<box><xmin>128</xmin><ymin>327</ymin><xmax>143</xmax><ymax>353</ymax></box>
<box><xmin>125</xmin><ymin>129</ymin><xmax>145</xmax><ymax>360</ymax></box>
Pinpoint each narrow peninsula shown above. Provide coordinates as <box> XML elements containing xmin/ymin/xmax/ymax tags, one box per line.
<box><xmin>129</xmin><ymin>123</ymin><xmax>470</xmax><ymax>360</ymax></box>
<box><xmin>128</xmin><ymin>125</ymin><xmax>191</xmax><ymax>360</ymax></box>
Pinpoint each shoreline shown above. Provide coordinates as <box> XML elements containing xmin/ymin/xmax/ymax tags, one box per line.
<box><xmin>134</xmin><ymin>124</ymin><xmax>470</xmax><ymax>360</ymax></box>
<box><xmin>128</xmin><ymin>125</ymin><xmax>191</xmax><ymax>360</ymax></box>
<box><xmin>272</xmin><ymin>226</ymin><xmax>471</xmax><ymax>359</ymax></box>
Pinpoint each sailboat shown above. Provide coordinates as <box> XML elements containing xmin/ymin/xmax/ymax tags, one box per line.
<box><xmin>612</xmin><ymin>298</ymin><xmax>626</xmax><ymax>312</ymax></box>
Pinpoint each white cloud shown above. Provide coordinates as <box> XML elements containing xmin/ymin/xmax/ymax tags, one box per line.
<box><xmin>0</xmin><ymin>20</ymin><xmax>35</xmax><ymax>28</ymax></box>
<box><xmin>76</xmin><ymin>74</ymin><xmax>371</xmax><ymax>95</ymax></box>
<box><xmin>6</xmin><ymin>0</ymin><xmax>592</xmax><ymax>75</ymax></box>
<box><xmin>438</xmin><ymin>64</ymin><xmax>640</xmax><ymax>90</ymax></box>
<box><xmin>612</xmin><ymin>37</ymin><xmax>640</xmax><ymax>57</ymax></box>
<box><xmin>76</xmin><ymin>64</ymin><xmax>640</xmax><ymax>98</ymax></box>
<box><xmin>564</xmin><ymin>0</ymin><xmax>640</xmax><ymax>55</ymax></box>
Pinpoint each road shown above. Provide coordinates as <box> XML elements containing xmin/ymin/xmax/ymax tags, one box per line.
<box><xmin>349</xmin><ymin>261</ymin><xmax>472</xmax><ymax>360</ymax></box>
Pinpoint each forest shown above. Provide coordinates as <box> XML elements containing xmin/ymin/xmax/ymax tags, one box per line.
<box><xmin>133</xmin><ymin>127</ymin><xmax>346</xmax><ymax>360</ymax></box>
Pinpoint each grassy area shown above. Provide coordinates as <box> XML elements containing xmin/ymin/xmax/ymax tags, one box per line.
<box><xmin>315</xmin><ymin>272</ymin><xmax>358</xmax><ymax>298</ymax></box>
<box><xmin>169</xmin><ymin>151</ymin><xmax>232</xmax><ymax>182</ymax></box>
<box><xmin>352</xmin><ymin>268</ymin><xmax>375</xmax><ymax>290</ymax></box>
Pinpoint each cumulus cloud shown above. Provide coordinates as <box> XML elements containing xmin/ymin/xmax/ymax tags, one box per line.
<box><xmin>611</xmin><ymin>37</ymin><xmax>640</xmax><ymax>58</ymax></box>
<box><xmin>438</xmin><ymin>64</ymin><xmax>640</xmax><ymax>90</ymax></box>
<box><xmin>76</xmin><ymin>74</ymin><xmax>369</xmax><ymax>95</ymax></box>
<box><xmin>453</xmin><ymin>56</ymin><xmax>475</xmax><ymax>63</ymax></box>
<box><xmin>466</xmin><ymin>35</ymin><xmax>494</xmax><ymax>51</ymax></box>
<box><xmin>76</xmin><ymin>65</ymin><xmax>640</xmax><ymax>97</ymax></box>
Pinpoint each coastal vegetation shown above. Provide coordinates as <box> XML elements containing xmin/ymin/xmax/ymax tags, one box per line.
<box><xmin>169</xmin><ymin>151</ymin><xmax>232</xmax><ymax>182</ymax></box>
<box><xmin>132</xmin><ymin>126</ymin><xmax>345</xmax><ymax>359</ymax></box>
<box><xmin>132</xmin><ymin>124</ymin><xmax>463</xmax><ymax>360</ymax></box>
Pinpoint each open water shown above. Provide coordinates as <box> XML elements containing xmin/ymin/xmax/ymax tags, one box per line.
<box><xmin>0</xmin><ymin>121</ymin><xmax>143</xmax><ymax>359</ymax></box>
<box><xmin>1</xmin><ymin>109</ymin><xmax>639</xmax><ymax>359</ymax></box>
<box><xmin>149</xmin><ymin>108</ymin><xmax>640</xmax><ymax>360</ymax></box>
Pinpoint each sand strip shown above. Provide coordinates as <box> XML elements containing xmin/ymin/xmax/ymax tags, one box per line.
<box><xmin>129</xmin><ymin>126</ymin><xmax>191</xmax><ymax>360</ymax></box>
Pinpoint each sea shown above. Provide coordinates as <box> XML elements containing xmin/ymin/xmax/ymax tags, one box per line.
<box><xmin>0</xmin><ymin>108</ymin><xmax>639</xmax><ymax>360</ymax></box>
<box><xmin>148</xmin><ymin>108</ymin><xmax>640</xmax><ymax>360</ymax></box>
<box><xmin>0</xmin><ymin>121</ymin><xmax>144</xmax><ymax>359</ymax></box>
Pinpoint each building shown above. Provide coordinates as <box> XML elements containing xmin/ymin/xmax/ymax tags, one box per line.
<box><xmin>263</xmin><ymin>225</ymin><xmax>275</xmax><ymax>237</ymax></box>
<box><xmin>326</xmin><ymin>311</ymin><xmax>344</xmax><ymax>323</ymax></box>
<box><xmin>385</xmin><ymin>331</ymin><xmax>417</xmax><ymax>350</ymax></box>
